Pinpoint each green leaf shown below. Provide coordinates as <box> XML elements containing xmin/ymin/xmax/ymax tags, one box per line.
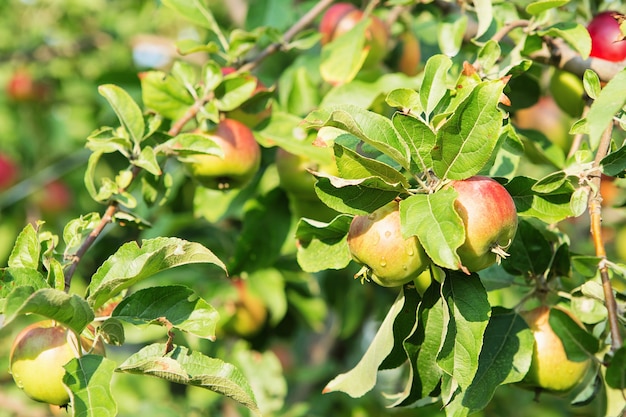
<box><xmin>605</xmin><ymin>346</ymin><xmax>626</xmax><ymax>389</ymax></box>
<box><xmin>463</xmin><ymin>308</ymin><xmax>534</xmax><ymax>412</ymax></box>
<box><xmin>334</xmin><ymin>144</ymin><xmax>409</xmax><ymax>186</ymax></box>
<box><xmin>161</xmin><ymin>132</ymin><xmax>223</xmax><ymax>157</ymax></box>
<box><xmin>392</xmin><ymin>113</ymin><xmax>436</xmax><ymax>173</ymax></box>
<box><xmin>472</xmin><ymin>0</ymin><xmax>493</xmax><ymax>39</ymax></box>
<box><xmin>506</xmin><ymin>176</ymin><xmax>574</xmax><ymax>223</ymax></box>
<box><xmin>587</xmin><ymin>68</ymin><xmax>626</xmax><ymax>150</ymax></box>
<box><xmin>549</xmin><ymin>308</ymin><xmax>600</xmax><ymax>361</ymax></box>
<box><xmin>526</xmin><ymin>0</ymin><xmax>569</xmax><ymax>15</ymax></box>
<box><xmin>438</xmin><ymin>14</ymin><xmax>467</xmax><ymax>57</ymax></box>
<box><xmin>87</xmin><ymin>237</ymin><xmax>227</xmax><ymax>310</ymax></box>
<box><xmin>583</xmin><ymin>69</ymin><xmax>601</xmax><ymax>100</ymax></box>
<box><xmin>98</xmin><ymin>84</ymin><xmax>145</xmax><ymax>146</ymax></box>
<box><xmin>432</xmin><ymin>80</ymin><xmax>506</xmax><ymax>180</ymax></box>
<box><xmin>314</xmin><ymin>175</ymin><xmax>402</xmax><ymax>216</ymax></box>
<box><xmin>303</xmin><ymin>105</ymin><xmax>411</xmax><ymax>169</ymax></box>
<box><xmin>295</xmin><ymin>215</ymin><xmax>352</xmax><ymax>273</ymax></box>
<box><xmin>380</xmin><ymin>285</ymin><xmax>422</xmax><ymax>370</ymax></box>
<box><xmin>214</xmin><ymin>76</ymin><xmax>257</xmax><ymax>112</ymax></box>
<box><xmin>420</xmin><ymin>55</ymin><xmax>452</xmax><ymax>117</ymax></box>
<box><xmin>570</xmin><ymin>186</ymin><xmax>590</xmax><ymax>217</ymax></box>
<box><xmin>117</xmin><ymin>343</ymin><xmax>260</xmax><ymax>416</ymax></box>
<box><xmin>3</xmin><ymin>287</ymin><xmax>95</xmax><ymax>334</ymax></box>
<box><xmin>140</xmin><ymin>70</ymin><xmax>195</xmax><ymax>122</ymax></box>
<box><xmin>99</xmin><ymin>318</ymin><xmax>125</xmax><ymax>346</ymax></box>
<box><xmin>161</xmin><ymin>0</ymin><xmax>222</xmax><ymax>33</ymax></box>
<box><xmin>86</xmin><ymin>127</ymin><xmax>132</xmax><ymax>155</ymax></box>
<box><xmin>601</xmin><ymin>142</ymin><xmax>626</xmax><ymax>177</ymax></box>
<box><xmin>63</xmin><ymin>213</ymin><xmax>102</xmax><ymax>259</ymax></box>
<box><xmin>502</xmin><ymin>218</ymin><xmax>553</xmax><ymax>277</ymax></box>
<box><xmin>111</xmin><ymin>285</ymin><xmax>219</xmax><ymax>340</ymax></box>
<box><xmin>8</xmin><ymin>223</ymin><xmax>40</xmax><ymax>270</ymax></box>
<box><xmin>437</xmin><ymin>271</ymin><xmax>491</xmax><ymax>390</ymax></box>
<box><xmin>134</xmin><ymin>146</ymin><xmax>161</xmax><ymax>176</ymax></box>
<box><xmin>64</xmin><ymin>355</ymin><xmax>117</xmax><ymax>417</ymax></box>
<box><xmin>400</xmin><ymin>190</ymin><xmax>465</xmax><ymax>271</ymax></box>
<box><xmin>0</xmin><ymin>267</ymin><xmax>47</xmax><ymax>311</ymax></box>
<box><xmin>538</xmin><ymin>23</ymin><xmax>591</xmax><ymax>59</ymax></box>
<box><xmin>320</xmin><ymin>19</ymin><xmax>368</xmax><ymax>85</ymax></box>
<box><xmin>229</xmin><ymin>189</ymin><xmax>292</xmax><ymax>275</ymax></box>
<box><xmin>386</xmin><ymin>88</ymin><xmax>423</xmax><ymax>113</ymax></box>
<box><xmin>323</xmin><ymin>289</ymin><xmax>408</xmax><ymax>397</ymax></box>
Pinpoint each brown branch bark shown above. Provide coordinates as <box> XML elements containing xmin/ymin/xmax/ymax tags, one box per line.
<box><xmin>589</xmin><ymin>125</ymin><xmax>623</xmax><ymax>352</ymax></box>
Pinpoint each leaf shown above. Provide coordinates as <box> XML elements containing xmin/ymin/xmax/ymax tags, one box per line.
<box><xmin>8</xmin><ymin>223</ymin><xmax>40</xmax><ymax>270</ymax></box>
<box><xmin>87</xmin><ymin>237</ymin><xmax>227</xmax><ymax>310</ymax></box>
<box><xmin>437</xmin><ymin>271</ymin><xmax>491</xmax><ymax>390</ymax></box>
<box><xmin>214</xmin><ymin>76</ymin><xmax>257</xmax><ymax>112</ymax></box>
<box><xmin>0</xmin><ymin>267</ymin><xmax>47</xmax><ymax>310</ymax></box>
<box><xmin>380</xmin><ymin>285</ymin><xmax>422</xmax><ymax>370</ymax></box>
<box><xmin>526</xmin><ymin>0</ymin><xmax>569</xmax><ymax>15</ymax></box>
<box><xmin>320</xmin><ymin>19</ymin><xmax>368</xmax><ymax>85</ymax></box>
<box><xmin>313</xmin><ymin>173</ymin><xmax>402</xmax><ymax>215</ymax></box>
<box><xmin>323</xmin><ymin>289</ymin><xmax>407</xmax><ymax>397</ymax></box>
<box><xmin>140</xmin><ymin>70</ymin><xmax>195</xmax><ymax>122</ymax></box>
<box><xmin>98</xmin><ymin>84</ymin><xmax>145</xmax><ymax>146</ymax></box>
<box><xmin>550</xmin><ymin>308</ymin><xmax>600</xmax><ymax>361</ymax></box>
<box><xmin>117</xmin><ymin>343</ymin><xmax>260</xmax><ymax>416</ymax></box>
<box><xmin>538</xmin><ymin>23</ymin><xmax>591</xmax><ymax>60</ymax></box>
<box><xmin>134</xmin><ymin>146</ymin><xmax>161</xmax><ymax>176</ymax></box>
<box><xmin>111</xmin><ymin>285</ymin><xmax>219</xmax><ymax>340</ymax></box>
<box><xmin>502</xmin><ymin>218</ymin><xmax>553</xmax><ymax>277</ymax></box>
<box><xmin>587</xmin><ymin>68</ymin><xmax>626</xmax><ymax>150</ymax></box>
<box><xmin>295</xmin><ymin>215</ymin><xmax>352</xmax><ymax>273</ymax></box>
<box><xmin>161</xmin><ymin>132</ymin><xmax>223</xmax><ymax>157</ymax></box>
<box><xmin>334</xmin><ymin>143</ymin><xmax>409</xmax><ymax>186</ymax></box>
<box><xmin>601</xmin><ymin>141</ymin><xmax>626</xmax><ymax>177</ymax></box>
<box><xmin>303</xmin><ymin>105</ymin><xmax>411</xmax><ymax>170</ymax></box>
<box><xmin>161</xmin><ymin>0</ymin><xmax>222</xmax><ymax>32</ymax></box>
<box><xmin>506</xmin><ymin>176</ymin><xmax>574</xmax><ymax>223</ymax></box>
<box><xmin>472</xmin><ymin>0</ymin><xmax>493</xmax><ymax>39</ymax></box>
<box><xmin>3</xmin><ymin>287</ymin><xmax>95</xmax><ymax>334</ymax></box>
<box><xmin>605</xmin><ymin>346</ymin><xmax>626</xmax><ymax>389</ymax></box>
<box><xmin>392</xmin><ymin>113</ymin><xmax>436</xmax><ymax>173</ymax></box>
<box><xmin>432</xmin><ymin>80</ymin><xmax>506</xmax><ymax>180</ymax></box>
<box><xmin>438</xmin><ymin>14</ymin><xmax>467</xmax><ymax>57</ymax></box>
<box><xmin>400</xmin><ymin>190</ymin><xmax>464</xmax><ymax>271</ymax></box>
<box><xmin>420</xmin><ymin>55</ymin><xmax>452</xmax><ymax>117</ymax></box>
<box><xmin>462</xmin><ymin>308</ymin><xmax>534</xmax><ymax>412</ymax></box>
<box><xmin>64</xmin><ymin>355</ymin><xmax>117</xmax><ymax>417</ymax></box>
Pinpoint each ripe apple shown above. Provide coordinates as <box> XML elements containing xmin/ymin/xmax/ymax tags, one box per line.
<box><xmin>6</xmin><ymin>69</ymin><xmax>50</xmax><ymax>102</ymax></box>
<box><xmin>513</xmin><ymin>95</ymin><xmax>574</xmax><ymax>152</ymax></box>
<box><xmin>548</xmin><ymin>70</ymin><xmax>586</xmax><ymax>118</ymax></box>
<box><xmin>347</xmin><ymin>199</ymin><xmax>430</xmax><ymax>287</ymax></box>
<box><xmin>389</xmin><ymin>30</ymin><xmax>421</xmax><ymax>76</ymax></box>
<box><xmin>9</xmin><ymin>320</ymin><xmax>105</xmax><ymax>406</ymax></box>
<box><xmin>32</xmin><ymin>180</ymin><xmax>73</xmax><ymax>214</ymax></box>
<box><xmin>588</xmin><ymin>11</ymin><xmax>626</xmax><ymax>62</ymax></box>
<box><xmin>221</xmin><ymin>67</ymin><xmax>272</xmax><ymax>128</ymax></box>
<box><xmin>0</xmin><ymin>153</ymin><xmax>18</xmax><ymax>190</ymax></box>
<box><xmin>448</xmin><ymin>176</ymin><xmax>518</xmax><ymax>272</ymax></box>
<box><xmin>520</xmin><ymin>306</ymin><xmax>592</xmax><ymax>394</ymax></box>
<box><xmin>183</xmin><ymin>118</ymin><xmax>261</xmax><ymax>190</ymax></box>
<box><xmin>319</xmin><ymin>2</ymin><xmax>389</xmax><ymax>68</ymax></box>
<box><xmin>221</xmin><ymin>279</ymin><xmax>267</xmax><ymax>338</ymax></box>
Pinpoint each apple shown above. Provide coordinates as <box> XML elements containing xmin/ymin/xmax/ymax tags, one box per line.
<box><xmin>513</xmin><ymin>95</ymin><xmax>574</xmax><ymax>152</ymax></box>
<box><xmin>6</xmin><ymin>69</ymin><xmax>50</xmax><ymax>102</ymax></box>
<box><xmin>221</xmin><ymin>279</ymin><xmax>267</xmax><ymax>338</ymax></box>
<box><xmin>32</xmin><ymin>180</ymin><xmax>73</xmax><ymax>214</ymax></box>
<box><xmin>319</xmin><ymin>2</ymin><xmax>389</xmax><ymax>68</ymax></box>
<box><xmin>347</xmin><ymin>199</ymin><xmax>430</xmax><ymax>287</ymax></box>
<box><xmin>9</xmin><ymin>320</ymin><xmax>105</xmax><ymax>406</ymax></box>
<box><xmin>389</xmin><ymin>30</ymin><xmax>421</xmax><ymax>76</ymax></box>
<box><xmin>0</xmin><ymin>153</ymin><xmax>18</xmax><ymax>190</ymax></box>
<box><xmin>221</xmin><ymin>67</ymin><xmax>272</xmax><ymax>128</ymax></box>
<box><xmin>182</xmin><ymin>118</ymin><xmax>261</xmax><ymax>190</ymax></box>
<box><xmin>588</xmin><ymin>11</ymin><xmax>626</xmax><ymax>62</ymax></box>
<box><xmin>448</xmin><ymin>176</ymin><xmax>518</xmax><ymax>272</ymax></box>
<box><xmin>520</xmin><ymin>306</ymin><xmax>592</xmax><ymax>394</ymax></box>
<box><xmin>548</xmin><ymin>70</ymin><xmax>586</xmax><ymax>118</ymax></box>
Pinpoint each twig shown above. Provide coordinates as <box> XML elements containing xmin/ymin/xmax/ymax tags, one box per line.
<box><xmin>239</xmin><ymin>0</ymin><xmax>335</xmax><ymax>72</ymax></box>
<box><xmin>589</xmin><ymin>125</ymin><xmax>623</xmax><ymax>351</ymax></box>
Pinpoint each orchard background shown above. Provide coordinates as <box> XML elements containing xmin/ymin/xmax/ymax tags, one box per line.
<box><xmin>0</xmin><ymin>0</ymin><xmax>626</xmax><ymax>416</ymax></box>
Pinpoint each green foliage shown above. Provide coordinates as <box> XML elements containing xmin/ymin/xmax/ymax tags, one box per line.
<box><xmin>1</xmin><ymin>0</ymin><xmax>626</xmax><ymax>416</ymax></box>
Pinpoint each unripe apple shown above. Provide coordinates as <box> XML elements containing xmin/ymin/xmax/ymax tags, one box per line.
<box><xmin>389</xmin><ymin>30</ymin><xmax>421</xmax><ymax>76</ymax></box>
<box><xmin>183</xmin><ymin>118</ymin><xmax>261</xmax><ymax>190</ymax></box>
<box><xmin>221</xmin><ymin>67</ymin><xmax>272</xmax><ymax>128</ymax></box>
<box><xmin>448</xmin><ymin>176</ymin><xmax>518</xmax><ymax>272</ymax></box>
<box><xmin>221</xmin><ymin>279</ymin><xmax>267</xmax><ymax>338</ymax></box>
<box><xmin>513</xmin><ymin>95</ymin><xmax>574</xmax><ymax>152</ymax></box>
<box><xmin>319</xmin><ymin>2</ymin><xmax>389</xmax><ymax>68</ymax></box>
<box><xmin>588</xmin><ymin>11</ymin><xmax>626</xmax><ymax>62</ymax></box>
<box><xmin>9</xmin><ymin>321</ymin><xmax>105</xmax><ymax>406</ymax></box>
<box><xmin>520</xmin><ymin>306</ymin><xmax>592</xmax><ymax>393</ymax></box>
<box><xmin>347</xmin><ymin>200</ymin><xmax>430</xmax><ymax>287</ymax></box>
<box><xmin>275</xmin><ymin>148</ymin><xmax>338</xmax><ymax>199</ymax></box>
<box><xmin>0</xmin><ymin>153</ymin><xmax>18</xmax><ymax>190</ymax></box>
<box><xmin>548</xmin><ymin>70</ymin><xmax>585</xmax><ymax>118</ymax></box>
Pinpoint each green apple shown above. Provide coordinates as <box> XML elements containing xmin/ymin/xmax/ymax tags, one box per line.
<box><xmin>549</xmin><ymin>70</ymin><xmax>585</xmax><ymax>118</ymax></box>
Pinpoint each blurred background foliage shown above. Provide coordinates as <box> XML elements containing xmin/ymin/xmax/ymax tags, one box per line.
<box><xmin>0</xmin><ymin>0</ymin><xmax>624</xmax><ymax>416</ymax></box>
